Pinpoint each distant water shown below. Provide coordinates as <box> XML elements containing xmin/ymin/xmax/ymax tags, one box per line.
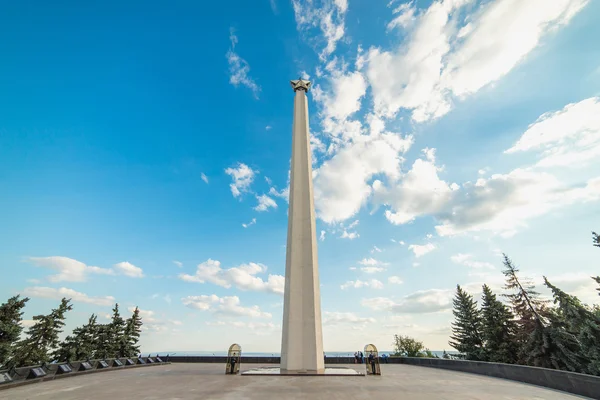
<box><xmin>148</xmin><ymin>350</ymin><xmax>456</xmax><ymax>358</ymax></box>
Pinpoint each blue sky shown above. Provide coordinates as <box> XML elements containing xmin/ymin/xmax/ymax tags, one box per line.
<box><xmin>1</xmin><ymin>0</ymin><xmax>599</xmax><ymax>353</ymax></box>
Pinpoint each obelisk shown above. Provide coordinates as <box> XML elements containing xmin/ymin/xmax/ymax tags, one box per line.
<box><xmin>280</xmin><ymin>78</ymin><xmax>324</xmax><ymax>374</ymax></box>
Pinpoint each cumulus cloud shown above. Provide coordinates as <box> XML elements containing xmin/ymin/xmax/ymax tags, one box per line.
<box><xmin>113</xmin><ymin>262</ymin><xmax>144</xmax><ymax>278</ymax></box>
<box><xmin>24</xmin><ymin>286</ymin><xmax>116</xmax><ymax>306</ymax></box>
<box><xmin>450</xmin><ymin>253</ymin><xmax>495</xmax><ymax>269</ymax></box>
<box><xmin>408</xmin><ymin>243</ymin><xmax>436</xmax><ymax>258</ymax></box>
<box><xmin>373</xmin><ymin>148</ymin><xmax>458</xmax><ymax>225</ymax></box>
<box><xmin>27</xmin><ymin>256</ymin><xmax>144</xmax><ymax>281</ymax></box>
<box><xmin>367</xmin><ymin>0</ymin><xmax>590</xmax><ymax>121</ymax></box>
<box><xmin>506</xmin><ymin>97</ymin><xmax>600</xmax><ymax>168</ymax></box>
<box><xmin>225</xmin><ymin>163</ymin><xmax>256</xmax><ymax>198</ymax></box>
<box><xmin>435</xmin><ymin>169</ymin><xmax>600</xmax><ymax>236</ymax></box>
<box><xmin>292</xmin><ymin>0</ymin><xmax>348</xmax><ymax>60</ymax></box>
<box><xmin>388</xmin><ymin>276</ymin><xmax>403</xmax><ymax>284</ymax></box>
<box><xmin>178</xmin><ymin>259</ymin><xmax>284</xmax><ymax>295</ymax></box>
<box><xmin>362</xmin><ymin>288</ymin><xmax>454</xmax><ymax>314</ymax></box>
<box><xmin>314</xmin><ymin>131</ymin><xmax>413</xmax><ymax>223</ymax></box>
<box><xmin>340</xmin><ymin>279</ymin><xmax>384</xmax><ymax>290</ymax></box>
<box><xmin>357</xmin><ymin>258</ymin><xmax>388</xmax><ymax>273</ymax></box>
<box><xmin>182</xmin><ymin>295</ymin><xmax>271</xmax><ymax>318</ymax></box>
<box><xmin>254</xmin><ymin>194</ymin><xmax>278</xmax><ymax>212</ymax></box>
<box><xmin>226</xmin><ymin>28</ymin><xmax>260</xmax><ymax>98</ymax></box>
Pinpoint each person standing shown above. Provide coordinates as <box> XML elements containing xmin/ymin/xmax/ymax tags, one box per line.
<box><xmin>368</xmin><ymin>352</ymin><xmax>376</xmax><ymax>374</ymax></box>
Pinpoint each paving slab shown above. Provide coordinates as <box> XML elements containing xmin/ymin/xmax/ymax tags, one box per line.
<box><xmin>0</xmin><ymin>363</ymin><xmax>591</xmax><ymax>400</ymax></box>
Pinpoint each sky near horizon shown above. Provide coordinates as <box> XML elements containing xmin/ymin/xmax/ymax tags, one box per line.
<box><xmin>1</xmin><ymin>0</ymin><xmax>600</xmax><ymax>353</ymax></box>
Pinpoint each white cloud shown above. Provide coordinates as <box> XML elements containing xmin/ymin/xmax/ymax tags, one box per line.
<box><xmin>388</xmin><ymin>276</ymin><xmax>403</xmax><ymax>284</ymax></box>
<box><xmin>442</xmin><ymin>0</ymin><xmax>590</xmax><ymax>97</ymax></box>
<box><xmin>314</xmin><ymin>132</ymin><xmax>413</xmax><ymax>223</ymax></box>
<box><xmin>178</xmin><ymin>259</ymin><xmax>284</xmax><ymax>295</ymax></box>
<box><xmin>182</xmin><ymin>295</ymin><xmax>271</xmax><ymax>318</ymax></box>
<box><xmin>27</xmin><ymin>256</ymin><xmax>144</xmax><ymax>281</ymax></box>
<box><xmin>374</xmin><ymin>148</ymin><xmax>458</xmax><ymax>225</ymax></box>
<box><xmin>407</xmin><ymin>243</ymin><xmax>436</xmax><ymax>258</ymax></box>
<box><xmin>27</xmin><ymin>256</ymin><xmax>114</xmax><ymax>282</ymax></box>
<box><xmin>323</xmin><ymin>311</ymin><xmax>375</xmax><ymax>326</ymax></box>
<box><xmin>340</xmin><ymin>279</ymin><xmax>383</xmax><ymax>290</ymax></box>
<box><xmin>292</xmin><ymin>0</ymin><xmax>348</xmax><ymax>60</ymax></box>
<box><xmin>435</xmin><ymin>170</ymin><xmax>600</xmax><ymax>236</ymax></box>
<box><xmin>506</xmin><ymin>97</ymin><xmax>600</xmax><ymax>168</ymax></box>
<box><xmin>206</xmin><ymin>320</ymin><xmax>280</xmax><ymax>335</ymax></box>
<box><xmin>226</xmin><ymin>28</ymin><xmax>260</xmax><ymax>98</ymax></box>
<box><xmin>361</xmin><ymin>266</ymin><xmax>386</xmax><ymax>274</ymax></box>
<box><xmin>319</xmin><ymin>230</ymin><xmax>326</xmax><ymax>241</ymax></box>
<box><xmin>114</xmin><ymin>261</ymin><xmax>144</xmax><ymax>278</ymax></box>
<box><xmin>370</xmin><ymin>246</ymin><xmax>382</xmax><ymax>254</ymax></box>
<box><xmin>450</xmin><ymin>253</ymin><xmax>495</xmax><ymax>269</ymax></box>
<box><xmin>357</xmin><ymin>257</ymin><xmax>388</xmax><ymax>273</ymax></box>
<box><xmin>24</xmin><ymin>286</ymin><xmax>116</xmax><ymax>306</ymax></box>
<box><xmin>201</xmin><ymin>173</ymin><xmax>209</xmax><ymax>184</ymax></box>
<box><xmin>387</xmin><ymin>1</ymin><xmax>417</xmax><ymax>31</ymax></box>
<box><xmin>225</xmin><ymin>163</ymin><xmax>256</xmax><ymax>198</ymax></box>
<box><xmin>173</xmin><ymin>261</ymin><xmax>183</xmax><ymax>268</ymax></box>
<box><xmin>20</xmin><ymin>319</ymin><xmax>36</xmax><ymax>328</ymax></box>
<box><xmin>362</xmin><ymin>288</ymin><xmax>454</xmax><ymax>314</ymax></box>
<box><xmin>254</xmin><ymin>194</ymin><xmax>278</xmax><ymax>212</ymax></box>
<box><xmin>340</xmin><ymin>230</ymin><xmax>359</xmax><ymax>240</ymax></box>
<box><xmin>367</xmin><ymin>0</ymin><xmax>590</xmax><ymax>121</ymax></box>
<box><xmin>242</xmin><ymin>218</ymin><xmax>257</xmax><ymax>228</ymax></box>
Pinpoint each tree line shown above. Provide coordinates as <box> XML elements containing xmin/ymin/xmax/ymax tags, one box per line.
<box><xmin>0</xmin><ymin>297</ymin><xmax>143</xmax><ymax>369</ymax></box>
<box><xmin>449</xmin><ymin>231</ymin><xmax>600</xmax><ymax>375</ymax></box>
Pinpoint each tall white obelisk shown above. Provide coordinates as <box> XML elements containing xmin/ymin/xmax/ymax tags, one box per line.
<box><xmin>280</xmin><ymin>78</ymin><xmax>324</xmax><ymax>374</ymax></box>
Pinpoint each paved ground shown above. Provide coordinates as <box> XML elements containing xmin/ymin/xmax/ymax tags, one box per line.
<box><xmin>0</xmin><ymin>363</ymin><xmax>590</xmax><ymax>400</ymax></box>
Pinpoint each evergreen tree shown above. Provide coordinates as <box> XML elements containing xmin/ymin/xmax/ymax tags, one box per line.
<box><xmin>592</xmin><ymin>231</ymin><xmax>599</xmax><ymax>248</ymax></box>
<box><xmin>480</xmin><ymin>284</ymin><xmax>518</xmax><ymax>364</ymax></box>
<box><xmin>545</xmin><ymin>277</ymin><xmax>600</xmax><ymax>375</ymax></box>
<box><xmin>593</xmin><ymin>276</ymin><xmax>600</xmax><ymax>298</ymax></box>
<box><xmin>121</xmin><ymin>307</ymin><xmax>143</xmax><ymax>357</ymax></box>
<box><xmin>449</xmin><ymin>285</ymin><xmax>484</xmax><ymax>360</ymax></box>
<box><xmin>54</xmin><ymin>314</ymin><xmax>98</xmax><ymax>362</ymax></box>
<box><xmin>0</xmin><ymin>295</ymin><xmax>29</xmax><ymax>368</ymax></box>
<box><xmin>501</xmin><ymin>254</ymin><xmax>549</xmax><ymax>365</ymax></box>
<box><xmin>93</xmin><ymin>324</ymin><xmax>113</xmax><ymax>360</ymax></box>
<box><xmin>11</xmin><ymin>298</ymin><xmax>72</xmax><ymax>367</ymax></box>
<box><xmin>109</xmin><ymin>304</ymin><xmax>126</xmax><ymax>357</ymax></box>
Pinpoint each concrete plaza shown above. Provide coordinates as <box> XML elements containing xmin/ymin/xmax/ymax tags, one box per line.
<box><xmin>0</xmin><ymin>363</ymin><xmax>589</xmax><ymax>400</ymax></box>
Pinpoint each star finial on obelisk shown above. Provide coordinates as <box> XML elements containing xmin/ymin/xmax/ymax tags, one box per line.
<box><xmin>290</xmin><ymin>78</ymin><xmax>311</xmax><ymax>92</ymax></box>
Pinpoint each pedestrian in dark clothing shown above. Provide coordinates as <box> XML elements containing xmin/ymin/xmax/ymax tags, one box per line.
<box><xmin>368</xmin><ymin>352</ymin><xmax>376</xmax><ymax>374</ymax></box>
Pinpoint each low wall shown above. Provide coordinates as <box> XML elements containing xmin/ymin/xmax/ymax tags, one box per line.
<box><xmin>0</xmin><ymin>357</ymin><xmax>169</xmax><ymax>391</ymax></box>
<box><xmin>398</xmin><ymin>357</ymin><xmax>600</xmax><ymax>399</ymax></box>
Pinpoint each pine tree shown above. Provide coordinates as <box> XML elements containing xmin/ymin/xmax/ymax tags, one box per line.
<box><xmin>122</xmin><ymin>307</ymin><xmax>143</xmax><ymax>357</ymax></box>
<box><xmin>0</xmin><ymin>295</ymin><xmax>30</xmax><ymax>368</ymax></box>
<box><xmin>109</xmin><ymin>304</ymin><xmax>126</xmax><ymax>358</ymax></box>
<box><xmin>545</xmin><ymin>277</ymin><xmax>600</xmax><ymax>375</ymax></box>
<box><xmin>11</xmin><ymin>298</ymin><xmax>72</xmax><ymax>367</ymax></box>
<box><xmin>480</xmin><ymin>284</ymin><xmax>518</xmax><ymax>364</ymax></box>
<box><xmin>449</xmin><ymin>285</ymin><xmax>484</xmax><ymax>360</ymax></box>
<box><xmin>592</xmin><ymin>231</ymin><xmax>599</xmax><ymax>248</ymax></box>
<box><xmin>54</xmin><ymin>314</ymin><xmax>98</xmax><ymax>362</ymax></box>
<box><xmin>593</xmin><ymin>276</ymin><xmax>600</xmax><ymax>298</ymax></box>
<box><xmin>93</xmin><ymin>324</ymin><xmax>113</xmax><ymax>360</ymax></box>
<box><xmin>501</xmin><ymin>254</ymin><xmax>550</xmax><ymax>365</ymax></box>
